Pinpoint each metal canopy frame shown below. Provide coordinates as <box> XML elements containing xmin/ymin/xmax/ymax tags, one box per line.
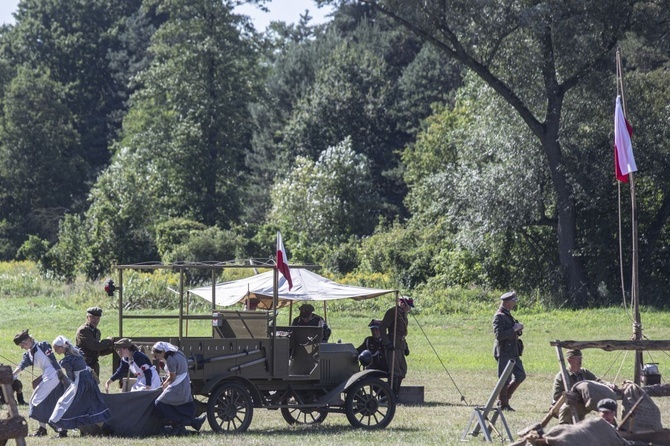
<box><xmin>113</xmin><ymin>260</ymin><xmax>318</xmax><ymax>339</ymax></box>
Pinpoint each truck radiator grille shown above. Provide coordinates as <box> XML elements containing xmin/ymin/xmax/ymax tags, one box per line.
<box><xmin>320</xmin><ymin>358</ymin><xmax>331</xmax><ymax>381</ymax></box>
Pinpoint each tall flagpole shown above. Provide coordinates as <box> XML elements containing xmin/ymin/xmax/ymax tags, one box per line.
<box><xmin>616</xmin><ymin>49</ymin><xmax>642</xmax><ymax>384</ymax></box>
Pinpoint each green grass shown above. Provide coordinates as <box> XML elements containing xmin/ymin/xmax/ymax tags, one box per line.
<box><xmin>2</xmin><ymin>263</ymin><xmax>670</xmax><ymax>445</ymax></box>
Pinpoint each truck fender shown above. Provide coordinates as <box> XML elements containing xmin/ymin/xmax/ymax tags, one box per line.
<box><xmin>315</xmin><ymin>369</ymin><xmax>390</xmax><ymax>406</ymax></box>
<box><xmin>342</xmin><ymin>369</ymin><xmax>389</xmax><ymax>390</ymax></box>
<box><xmin>199</xmin><ymin>374</ymin><xmax>264</xmax><ymax>406</ymax></box>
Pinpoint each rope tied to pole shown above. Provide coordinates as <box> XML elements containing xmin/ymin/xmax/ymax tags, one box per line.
<box><xmin>409</xmin><ymin>311</ymin><xmax>469</xmax><ymax>405</ymax></box>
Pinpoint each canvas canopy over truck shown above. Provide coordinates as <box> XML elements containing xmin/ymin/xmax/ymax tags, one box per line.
<box><xmin>110</xmin><ymin>260</ymin><xmax>399</xmax><ymax>434</ymax></box>
<box><xmin>188</xmin><ymin>267</ymin><xmax>397</xmax><ymax>321</ymax></box>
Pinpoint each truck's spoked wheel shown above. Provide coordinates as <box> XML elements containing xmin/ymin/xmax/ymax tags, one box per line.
<box><xmin>207</xmin><ymin>382</ymin><xmax>254</xmax><ymax>433</ymax></box>
<box><xmin>345</xmin><ymin>378</ymin><xmax>396</xmax><ymax>429</ymax></box>
<box><xmin>280</xmin><ymin>405</ymin><xmax>328</xmax><ymax>425</ymax></box>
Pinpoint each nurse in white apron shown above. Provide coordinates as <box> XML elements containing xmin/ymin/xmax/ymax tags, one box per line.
<box><xmin>105</xmin><ymin>338</ymin><xmax>161</xmax><ymax>392</ymax></box>
<box><xmin>151</xmin><ymin>341</ymin><xmax>206</xmax><ymax>434</ymax></box>
<box><xmin>12</xmin><ymin>329</ymin><xmax>67</xmax><ymax>437</ymax></box>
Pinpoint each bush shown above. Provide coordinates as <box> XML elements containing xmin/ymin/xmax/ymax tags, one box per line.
<box><xmin>17</xmin><ymin>235</ymin><xmax>50</xmax><ymax>263</ymax></box>
<box><xmin>155</xmin><ymin>218</ymin><xmax>207</xmax><ymax>259</ymax></box>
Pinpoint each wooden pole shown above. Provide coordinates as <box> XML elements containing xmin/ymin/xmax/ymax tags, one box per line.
<box><xmin>118</xmin><ymin>268</ymin><xmax>123</xmax><ymax>337</ymax></box>
<box><xmin>272</xmin><ymin>267</ymin><xmax>278</xmax><ymax>376</ymax></box>
<box><xmin>616</xmin><ymin>48</ymin><xmax>642</xmax><ymax>385</ymax></box>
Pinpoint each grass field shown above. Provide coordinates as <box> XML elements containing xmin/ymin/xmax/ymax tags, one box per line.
<box><xmin>2</xmin><ymin>266</ymin><xmax>670</xmax><ymax>445</ymax></box>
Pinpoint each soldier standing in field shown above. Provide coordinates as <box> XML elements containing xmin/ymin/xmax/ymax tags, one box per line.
<box><xmin>380</xmin><ymin>297</ymin><xmax>413</xmax><ymax>399</ymax></box>
<box><xmin>75</xmin><ymin>306</ymin><xmax>114</xmax><ymax>379</ymax></box>
<box><xmin>492</xmin><ymin>291</ymin><xmax>526</xmax><ymax>411</ymax></box>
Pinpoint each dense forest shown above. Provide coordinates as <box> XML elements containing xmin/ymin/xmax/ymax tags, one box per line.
<box><xmin>1</xmin><ymin>0</ymin><xmax>670</xmax><ymax>308</ymax></box>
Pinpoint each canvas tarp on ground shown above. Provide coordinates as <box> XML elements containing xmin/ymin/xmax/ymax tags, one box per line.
<box><xmin>188</xmin><ymin>268</ymin><xmax>396</xmax><ymax>309</ymax></box>
<box><xmin>79</xmin><ymin>389</ymin><xmax>164</xmax><ymax>437</ymax></box>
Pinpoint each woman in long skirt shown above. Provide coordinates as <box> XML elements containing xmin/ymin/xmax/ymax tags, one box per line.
<box><xmin>105</xmin><ymin>338</ymin><xmax>161</xmax><ymax>392</ymax></box>
<box><xmin>151</xmin><ymin>342</ymin><xmax>206</xmax><ymax>434</ymax></box>
<box><xmin>49</xmin><ymin>336</ymin><xmax>111</xmax><ymax>431</ymax></box>
<box><xmin>12</xmin><ymin>329</ymin><xmax>67</xmax><ymax>437</ymax></box>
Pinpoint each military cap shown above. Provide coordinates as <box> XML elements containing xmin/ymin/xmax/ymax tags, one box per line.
<box><xmin>299</xmin><ymin>303</ymin><xmax>315</xmax><ymax>313</ymax></box>
<box><xmin>114</xmin><ymin>338</ymin><xmax>133</xmax><ymax>349</ymax></box>
<box><xmin>87</xmin><ymin>306</ymin><xmax>103</xmax><ymax>316</ymax></box>
<box><xmin>500</xmin><ymin>291</ymin><xmax>517</xmax><ymax>301</ymax></box>
<box><xmin>399</xmin><ymin>297</ymin><xmax>415</xmax><ymax>307</ymax></box>
<box><xmin>565</xmin><ymin>349</ymin><xmax>582</xmax><ymax>359</ymax></box>
<box><xmin>597</xmin><ymin>398</ymin><xmax>617</xmax><ymax>413</ymax></box>
<box><xmin>368</xmin><ymin>319</ymin><xmax>381</xmax><ymax>329</ymax></box>
<box><xmin>13</xmin><ymin>329</ymin><xmax>30</xmax><ymax>345</ymax></box>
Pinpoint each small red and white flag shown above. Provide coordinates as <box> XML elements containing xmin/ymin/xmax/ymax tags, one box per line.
<box><xmin>276</xmin><ymin>231</ymin><xmax>293</xmax><ymax>290</ymax></box>
<box><xmin>614</xmin><ymin>95</ymin><xmax>637</xmax><ymax>183</ymax></box>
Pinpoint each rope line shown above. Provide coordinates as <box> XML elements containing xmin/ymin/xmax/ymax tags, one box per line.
<box><xmin>409</xmin><ymin>311</ymin><xmax>469</xmax><ymax>405</ymax></box>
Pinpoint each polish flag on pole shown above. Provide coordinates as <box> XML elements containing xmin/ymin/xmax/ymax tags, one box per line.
<box><xmin>614</xmin><ymin>95</ymin><xmax>637</xmax><ymax>183</ymax></box>
<box><xmin>276</xmin><ymin>231</ymin><xmax>293</xmax><ymax>290</ymax></box>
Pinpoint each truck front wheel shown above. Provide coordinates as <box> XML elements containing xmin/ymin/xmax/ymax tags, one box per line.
<box><xmin>345</xmin><ymin>378</ymin><xmax>396</xmax><ymax>429</ymax></box>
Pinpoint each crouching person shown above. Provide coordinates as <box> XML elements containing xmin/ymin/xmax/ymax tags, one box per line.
<box><xmin>151</xmin><ymin>342</ymin><xmax>206</xmax><ymax>435</ymax></box>
<box><xmin>0</xmin><ymin>377</ymin><xmax>26</xmax><ymax>406</ymax></box>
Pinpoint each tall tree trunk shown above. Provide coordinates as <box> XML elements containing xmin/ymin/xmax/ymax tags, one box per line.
<box><xmin>541</xmin><ymin>88</ymin><xmax>591</xmax><ymax>307</ymax></box>
<box><xmin>543</xmin><ymin>136</ymin><xmax>590</xmax><ymax>307</ymax></box>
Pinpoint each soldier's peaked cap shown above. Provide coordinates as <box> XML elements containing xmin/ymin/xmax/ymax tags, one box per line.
<box><xmin>87</xmin><ymin>306</ymin><xmax>103</xmax><ymax>316</ymax></box>
<box><xmin>597</xmin><ymin>398</ymin><xmax>617</xmax><ymax>413</ymax></box>
<box><xmin>500</xmin><ymin>291</ymin><xmax>517</xmax><ymax>301</ymax></box>
<box><xmin>368</xmin><ymin>319</ymin><xmax>381</xmax><ymax>328</ymax></box>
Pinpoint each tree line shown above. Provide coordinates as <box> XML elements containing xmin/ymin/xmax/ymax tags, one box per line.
<box><xmin>1</xmin><ymin>0</ymin><xmax>670</xmax><ymax>308</ymax></box>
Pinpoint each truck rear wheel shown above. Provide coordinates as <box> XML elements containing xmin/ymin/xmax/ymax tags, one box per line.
<box><xmin>280</xmin><ymin>406</ymin><xmax>328</xmax><ymax>425</ymax></box>
<box><xmin>207</xmin><ymin>382</ymin><xmax>254</xmax><ymax>433</ymax></box>
<box><xmin>345</xmin><ymin>377</ymin><xmax>396</xmax><ymax>429</ymax></box>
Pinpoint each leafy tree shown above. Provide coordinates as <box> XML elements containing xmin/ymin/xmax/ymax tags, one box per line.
<box><xmin>112</xmin><ymin>0</ymin><xmax>260</xmax><ymax>226</ymax></box>
<box><xmin>155</xmin><ymin>218</ymin><xmax>208</xmax><ymax>261</ymax></box>
<box><xmin>0</xmin><ymin>67</ymin><xmax>83</xmax><ymax>253</ymax></box>
<box><xmin>63</xmin><ymin>0</ymin><xmax>260</xmax><ymax>275</ymax></box>
<box><xmin>281</xmin><ymin>38</ymin><xmax>406</xmax><ymax>217</ymax></box>
<box><xmin>394</xmin><ymin>43</ymin><xmax>462</xmax><ymax>135</ymax></box>
<box><xmin>249</xmin><ymin>4</ymin><xmax>458</xmax><ymax>224</ymax></box>
<box><xmin>245</xmin><ymin>22</ymin><xmax>338</xmax><ymax>222</ymax></box>
<box><xmin>270</xmin><ymin>138</ymin><xmax>379</xmax><ymax>252</ymax></box>
<box><xmin>345</xmin><ymin>0</ymin><xmax>670</xmax><ymax>306</ymax></box>
<box><xmin>6</xmin><ymin>0</ymin><xmax>147</xmax><ymax>174</ymax></box>
<box><xmin>80</xmin><ymin>149</ymin><xmax>160</xmax><ymax>278</ymax></box>
<box><xmin>621</xmin><ymin>69</ymin><xmax>670</xmax><ymax>305</ymax></box>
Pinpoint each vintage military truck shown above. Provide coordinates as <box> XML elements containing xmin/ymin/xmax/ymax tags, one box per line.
<box><xmin>111</xmin><ymin>261</ymin><xmax>396</xmax><ymax>433</ymax></box>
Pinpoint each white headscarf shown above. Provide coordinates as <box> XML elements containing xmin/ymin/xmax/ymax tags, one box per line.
<box><xmin>152</xmin><ymin>341</ymin><xmax>178</xmax><ymax>353</ymax></box>
<box><xmin>52</xmin><ymin>335</ymin><xmax>71</xmax><ymax>348</ymax></box>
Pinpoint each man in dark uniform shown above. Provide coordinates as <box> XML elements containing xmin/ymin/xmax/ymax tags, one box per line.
<box><xmin>75</xmin><ymin>306</ymin><xmax>114</xmax><ymax>378</ymax></box>
<box><xmin>356</xmin><ymin>319</ymin><xmax>388</xmax><ymax>372</ymax></box>
<box><xmin>380</xmin><ymin>297</ymin><xmax>413</xmax><ymax>398</ymax></box>
<box><xmin>291</xmin><ymin>303</ymin><xmax>331</xmax><ymax>342</ymax></box>
<box><xmin>492</xmin><ymin>291</ymin><xmax>526</xmax><ymax>411</ymax></box>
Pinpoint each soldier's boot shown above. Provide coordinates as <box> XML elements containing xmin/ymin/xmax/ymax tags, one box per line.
<box><xmin>392</xmin><ymin>377</ymin><xmax>403</xmax><ymax>403</ymax></box>
<box><xmin>16</xmin><ymin>392</ymin><xmax>27</xmax><ymax>405</ymax></box>
<box><xmin>501</xmin><ymin>381</ymin><xmax>521</xmax><ymax>412</ymax></box>
<box><xmin>497</xmin><ymin>386</ymin><xmax>511</xmax><ymax>411</ymax></box>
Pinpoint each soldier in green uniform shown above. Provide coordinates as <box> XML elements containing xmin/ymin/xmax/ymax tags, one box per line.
<box><xmin>75</xmin><ymin>307</ymin><xmax>114</xmax><ymax>379</ymax></box>
<box><xmin>493</xmin><ymin>291</ymin><xmax>526</xmax><ymax>411</ymax></box>
<box><xmin>552</xmin><ymin>349</ymin><xmax>610</xmax><ymax>424</ymax></box>
<box><xmin>380</xmin><ymin>297</ymin><xmax>413</xmax><ymax>398</ymax></box>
